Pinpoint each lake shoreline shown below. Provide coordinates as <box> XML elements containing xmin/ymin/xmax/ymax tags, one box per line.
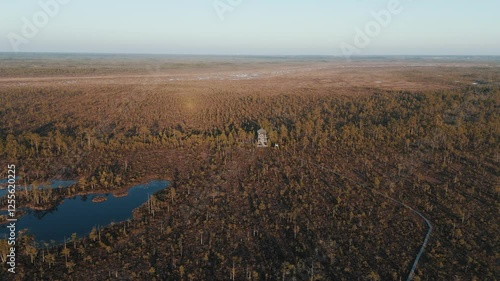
<box><xmin>0</xmin><ymin>175</ymin><xmax>172</xmax><ymax>213</ymax></box>
<box><xmin>0</xmin><ymin>179</ymin><xmax>170</xmax><ymax>244</ymax></box>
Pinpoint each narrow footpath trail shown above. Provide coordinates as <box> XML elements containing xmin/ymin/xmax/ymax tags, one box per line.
<box><xmin>307</xmin><ymin>159</ymin><xmax>433</xmax><ymax>281</ymax></box>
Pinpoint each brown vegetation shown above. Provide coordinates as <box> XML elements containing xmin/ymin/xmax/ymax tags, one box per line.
<box><xmin>91</xmin><ymin>196</ymin><xmax>107</xmax><ymax>203</ymax></box>
<box><xmin>0</xmin><ymin>56</ymin><xmax>498</xmax><ymax>280</ymax></box>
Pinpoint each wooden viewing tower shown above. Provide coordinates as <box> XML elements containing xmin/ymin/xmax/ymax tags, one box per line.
<box><xmin>257</xmin><ymin>128</ymin><xmax>268</xmax><ymax>148</ymax></box>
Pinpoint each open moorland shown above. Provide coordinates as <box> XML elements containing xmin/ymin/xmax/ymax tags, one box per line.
<box><xmin>0</xmin><ymin>54</ymin><xmax>499</xmax><ymax>280</ymax></box>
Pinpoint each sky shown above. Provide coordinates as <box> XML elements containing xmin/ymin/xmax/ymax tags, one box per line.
<box><xmin>0</xmin><ymin>0</ymin><xmax>499</xmax><ymax>55</ymax></box>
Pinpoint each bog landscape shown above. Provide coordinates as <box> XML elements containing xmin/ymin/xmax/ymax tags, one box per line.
<box><xmin>0</xmin><ymin>53</ymin><xmax>498</xmax><ymax>280</ymax></box>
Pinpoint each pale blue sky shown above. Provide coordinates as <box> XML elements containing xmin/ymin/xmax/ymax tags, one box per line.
<box><xmin>0</xmin><ymin>0</ymin><xmax>499</xmax><ymax>55</ymax></box>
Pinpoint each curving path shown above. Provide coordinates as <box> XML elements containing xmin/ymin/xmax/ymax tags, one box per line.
<box><xmin>309</xmin><ymin>160</ymin><xmax>433</xmax><ymax>281</ymax></box>
<box><xmin>369</xmin><ymin>188</ymin><xmax>433</xmax><ymax>281</ymax></box>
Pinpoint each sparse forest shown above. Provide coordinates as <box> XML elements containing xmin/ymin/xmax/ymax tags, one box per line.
<box><xmin>0</xmin><ymin>57</ymin><xmax>498</xmax><ymax>280</ymax></box>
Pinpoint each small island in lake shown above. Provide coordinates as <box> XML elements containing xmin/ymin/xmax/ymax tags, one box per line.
<box><xmin>92</xmin><ymin>196</ymin><xmax>107</xmax><ymax>203</ymax></box>
<box><xmin>112</xmin><ymin>190</ymin><xmax>129</xmax><ymax>198</ymax></box>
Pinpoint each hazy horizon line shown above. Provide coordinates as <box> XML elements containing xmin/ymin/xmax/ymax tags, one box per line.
<box><xmin>1</xmin><ymin>51</ymin><xmax>500</xmax><ymax>58</ymax></box>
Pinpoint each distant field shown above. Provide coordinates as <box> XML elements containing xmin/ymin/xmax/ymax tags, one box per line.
<box><xmin>0</xmin><ymin>54</ymin><xmax>499</xmax><ymax>94</ymax></box>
